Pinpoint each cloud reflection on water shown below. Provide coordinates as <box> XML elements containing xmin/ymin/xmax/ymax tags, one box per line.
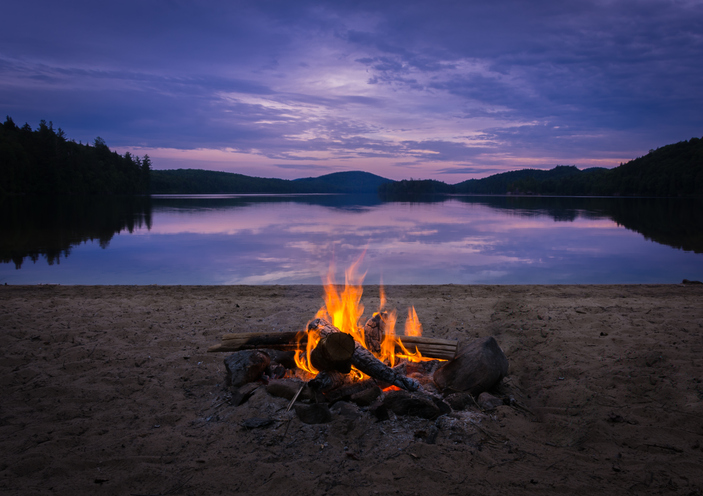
<box><xmin>1</xmin><ymin>195</ymin><xmax>701</xmax><ymax>285</ymax></box>
<box><xmin>130</xmin><ymin>198</ymin><xmax>695</xmax><ymax>284</ymax></box>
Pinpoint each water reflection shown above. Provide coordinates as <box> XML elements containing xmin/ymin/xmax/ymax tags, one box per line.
<box><xmin>1</xmin><ymin>194</ymin><xmax>701</xmax><ymax>284</ymax></box>
<box><xmin>0</xmin><ymin>196</ymin><xmax>152</xmax><ymax>269</ymax></box>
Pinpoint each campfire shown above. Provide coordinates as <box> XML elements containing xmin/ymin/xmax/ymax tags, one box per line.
<box><xmin>209</xmin><ymin>260</ymin><xmax>510</xmax><ymax>424</ymax></box>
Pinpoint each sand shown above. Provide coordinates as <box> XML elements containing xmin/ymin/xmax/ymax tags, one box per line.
<box><xmin>1</xmin><ymin>284</ymin><xmax>702</xmax><ymax>495</ymax></box>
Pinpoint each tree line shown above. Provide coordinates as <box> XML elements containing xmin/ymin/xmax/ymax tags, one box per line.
<box><xmin>380</xmin><ymin>137</ymin><xmax>703</xmax><ymax>199</ymax></box>
<box><xmin>0</xmin><ymin>116</ymin><xmax>150</xmax><ymax>195</ymax></box>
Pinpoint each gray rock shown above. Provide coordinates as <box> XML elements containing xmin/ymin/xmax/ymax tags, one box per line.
<box><xmin>224</xmin><ymin>351</ymin><xmax>270</xmax><ymax>387</ymax></box>
<box><xmin>295</xmin><ymin>403</ymin><xmax>333</xmax><ymax>424</ymax></box>
<box><xmin>433</xmin><ymin>336</ymin><xmax>509</xmax><ymax>395</ymax></box>
<box><xmin>477</xmin><ymin>392</ymin><xmax>503</xmax><ymax>411</ymax></box>
<box><xmin>231</xmin><ymin>383</ymin><xmax>260</xmax><ymax>406</ymax></box>
<box><xmin>383</xmin><ymin>390</ymin><xmax>441</xmax><ymax>419</ymax></box>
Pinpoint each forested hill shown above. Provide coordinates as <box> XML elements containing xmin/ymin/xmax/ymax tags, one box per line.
<box><xmin>4</xmin><ymin>115</ymin><xmax>700</xmax><ymax>198</ymax></box>
<box><xmin>380</xmin><ymin>136</ymin><xmax>703</xmax><ymax>198</ymax></box>
<box><xmin>149</xmin><ymin>169</ymin><xmax>392</xmax><ymax>194</ymax></box>
<box><xmin>0</xmin><ymin>116</ymin><xmax>150</xmax><ymax>195</ymax></box>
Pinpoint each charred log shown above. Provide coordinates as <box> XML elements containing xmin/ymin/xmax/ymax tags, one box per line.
<box><xmin>363</xmin><ymin>312</ymin><xmax>385</xmax><ymax>354</ymax></box>
<box><xmin>310</xmin><ymin>332</ymin><xmax>355</xmax><ymax>374</ymax></box>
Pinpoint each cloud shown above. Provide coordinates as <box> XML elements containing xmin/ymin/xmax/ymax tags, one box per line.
<box><xmin>435</xmin><ymin>166</ymin><xmax>509</xmax><ymax>176</ymax></box>
<box><xmin>2</xmin><ymin>0</ymin><xmax>702</xmax><ymax>179</ymax></box>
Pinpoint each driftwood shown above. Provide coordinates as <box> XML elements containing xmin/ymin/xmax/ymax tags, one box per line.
<box><xmin>208</xmin><ymin>330</ymin><xmax>457</xmax><ymax>360</ymax></box>
<box><xmin>209</xmin><ymin>331</ymin><xmax>302</xmax><ymax>353</ymax></box>
<box><xmin>308</xmin><ymin>318</ymin><xmax>420</xmax><ymax>392</ymax></box>
<box><xmin>433</xmin><ymin>336</ymin><xmax>509</xmax><ymax>395</ymax></box>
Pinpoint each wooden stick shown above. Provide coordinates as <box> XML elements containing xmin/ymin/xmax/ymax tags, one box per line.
<box><xmin>208</xmin><ymin>330</ymin><xmax>457</xmax><ymax>360</ymax></box>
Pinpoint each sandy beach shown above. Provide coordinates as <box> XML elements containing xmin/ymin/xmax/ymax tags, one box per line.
<box><xmin>1</xmin><ymin>284</ymin><xmax>702</xmax><ymax>495</ymax></box>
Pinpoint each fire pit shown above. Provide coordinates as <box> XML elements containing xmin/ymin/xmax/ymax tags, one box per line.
<box><xmin>209</xmin><ymin>261</ymin><xmax>510</xmax><ymax>425</ymax></box>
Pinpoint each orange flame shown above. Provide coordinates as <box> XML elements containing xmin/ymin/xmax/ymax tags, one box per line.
<box><xmin>296</xmin><ymin>256</ymin><xmax>441</xmax><ymax>378</ymax></box>
<box><xmin>404</xmin><ymin>306</ymin><xmax>422</xmax><ymax>337</ymax></box>
<box><xmin>379</xmin><ymin>309</ymin><xmax>397</xmax><ymax>367</ymax></box>
<box><xmin>315</xmin><ymin>255</ymin><xmax>366</xmax><ymax>344</ymax></box>
<box><xmin>294</xmin><ymin>328</ymin><xmax>320</xmax><ymax>376</ymax></box>
<box><xmin>395</xmin><ymin>337</ymin><xmax>435</xmax><ymax>362</ymax></box>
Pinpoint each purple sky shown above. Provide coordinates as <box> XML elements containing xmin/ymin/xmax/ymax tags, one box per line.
<box><xmin>2</xmin><ymin>0</ymin><xmax>702</xmax><ymax>182</ymax></box>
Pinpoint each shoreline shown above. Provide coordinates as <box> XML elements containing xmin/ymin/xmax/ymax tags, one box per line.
<box><xmin>2</xmin><ymin>284</ymin><xmax>702</xmax><ymax>495</ymax></box>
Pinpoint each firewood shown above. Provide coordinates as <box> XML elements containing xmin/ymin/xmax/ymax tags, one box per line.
<box><xmin>310</xmin><ymin>332</ymin><xmax>355</xmax><ymax>373</ymax></box>
<box><xmin>208</xmin><ymin>331</ymin><xmax>303</xmax><ymax>352</ymax></box>
<box><xmin>308</xmin><ymin>318</ymin><xmax>420</xmax><ymax>392</ymax></box>
<box><xmin>208</xmin><ymin>330</ymin><xmax>458</xmax><ymax>360</ymax></box>
<box><xmin>363</xmin><ymin>312</ymin><xmax>385</xmax><ymax>354</ymax></box>
<box><xmin>433</xmin><ymin>336</ymin><xmax>509</xmax><ymax>395</ymax></box>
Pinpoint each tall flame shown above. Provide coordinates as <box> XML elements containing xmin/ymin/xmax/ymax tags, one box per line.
<box><xmin>295</xmin><ymin>256</ymin><xmax>440</xmax><ymax>379</ymax></box>
<box><xmin>315</xmin><ymin>255</ymin><xmax>366</xmax><ymax>345</ymax></box>
<box><xmin>294</xmin><ymin>329</ymin><xmax>320</xmax><ymax>376</ymax></box>
<box><xmin>379</xmin><ymin>309</ymin><xmax>397</xmax><ymax>367</ymax></box>
<box><xmin>404</xmin><ymin>306</ymin><xmax>423</xmax><ymax>337</ymax></box>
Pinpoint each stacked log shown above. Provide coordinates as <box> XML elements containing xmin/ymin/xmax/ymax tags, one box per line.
<box><xmin>208</xmin><ymin>330</ymin><xmax>457</xmax><ymax>360</ymax></box>
<box><xmin>307</xmin><ymin>318</ymin><xmax>420</xmax><ymax>392</ymax></box>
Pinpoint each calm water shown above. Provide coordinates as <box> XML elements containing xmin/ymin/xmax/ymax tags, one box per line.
<box><xmin>1</xmin><ymin>194</ymin><xmax>702</xmax><ymax>285</ymax></box>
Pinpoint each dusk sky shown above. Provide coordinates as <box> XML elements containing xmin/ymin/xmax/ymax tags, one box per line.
<box><xmin>2</xmin><ymin>0</ymin><xmax>702</xmax><ymax>182</ymax></box>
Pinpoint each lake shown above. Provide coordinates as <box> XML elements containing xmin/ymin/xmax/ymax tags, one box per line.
<box><xmin>1</xmin><ymin>194</ymin><xmax>701</xmax><ymax>285</ymax></box>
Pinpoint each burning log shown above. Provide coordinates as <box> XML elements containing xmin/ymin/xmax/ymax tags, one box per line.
<box><xmin>363</xmin><ymin>312</ymin><xmax>385</xmax><ymax>354</ymax></box>
<box><xmin>310</xmin><ymin>332</ymin><xmax>355</xmax><ymax>374</ymax></box>
<box><xmin>208</xmin><ymin>331</ymin><xmax>457</xmax><ymax>360</ymax></box>
<box><xmin>308</xmin><ymin>318</ymin><xmax>420</xmax><ymax>392</ymax></box>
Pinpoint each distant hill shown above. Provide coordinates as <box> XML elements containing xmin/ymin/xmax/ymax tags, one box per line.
<box><xmin>379</xmin><ymin>136</ymin><xmax>703</xmax><ymax>199</ymax></box>
<box><xmin>453</xmin><ymin>165</ymin><xmax>584</xmax><ymax>195</ymax></box>
<box><xmin>150</xmin><ymin>169</ymin><xmax>392</xmax><ymax>194</ymax></box>
<box><xmin>293</xmin><ymin>171</ymin><xmax>393</xmax><ymax>193</ymax></box>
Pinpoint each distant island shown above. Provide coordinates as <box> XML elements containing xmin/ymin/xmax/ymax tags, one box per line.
<box><xmin>2</xmin><ymin>116</ymin><xmax>701</xmax><ymax>197</ymax></box>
